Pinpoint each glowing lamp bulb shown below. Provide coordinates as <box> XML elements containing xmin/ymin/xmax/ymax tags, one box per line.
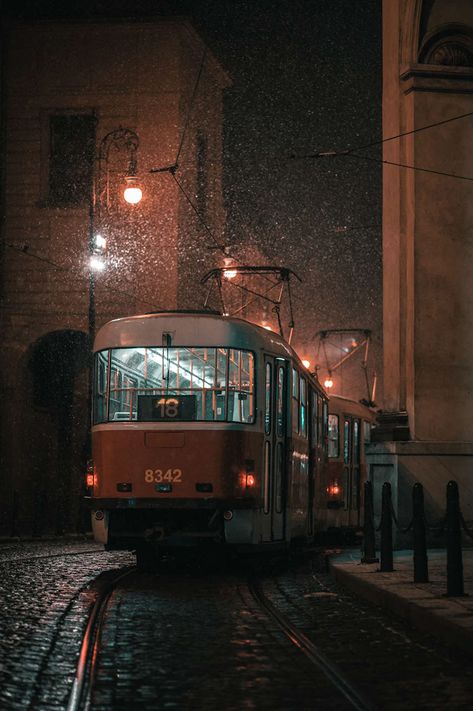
<box><xmin>302</xmin><ymin>359</ymin><xmax>310</xmax><ymax>369</ymax></box>
<box><xmin>223</xmin><ymin>269</ymin><xmax>237</xmax><ymax>279</ymax></box>
<box><xmin>123</xmin><ymin>176</ymin><xmax>143</xmax><ymax>205</ymax></box>
<box><xmin>94</xmin><ymin>234</ymin><xmax>106</xmax><ymax>250</ymax></box>
<box><xmin>324</xmin><ymin>376</ymin><xmax>334</xmax><ymax>389</ymax></box>
<box><xmin>89</xmin><ymin>255</ymin><xmax>106</xmax><ymax>272</ymax></box>
<box><xmin>246</xmin><ymin>474</ymin><xmax>255</xmax><ymax>487</ymax></box>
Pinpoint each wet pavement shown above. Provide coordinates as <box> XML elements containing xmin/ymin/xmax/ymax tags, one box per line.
<box><xmin>329</xmin><ymin>547</ymin><xmax>473</xmax><ymax>655</ymax></box>
<box><xmin>1</xmin><ymin>540</ymin><xmax>473</xmax><ymax>710</ymax></box>
<box><xmin>0</xmin><ymin>539</ymin><xmax>134</xmax><ymax>710</ymax></box>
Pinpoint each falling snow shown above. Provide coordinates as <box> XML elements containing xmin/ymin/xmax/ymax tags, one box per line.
<box><xmin>2</xmin><ymin>0</ymin><xmax>382</xmax><ymax>401</ymax></box>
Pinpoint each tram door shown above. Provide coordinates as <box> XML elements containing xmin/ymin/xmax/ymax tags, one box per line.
<box><xmin>343</xmin><ymin>417</ymin><xmax>362</xmax><ymax>526</ymax></box>
<box><xmin>262</xmin><ymin>356</ymin><xmax>287</xmax><ymax>542</ymax></box>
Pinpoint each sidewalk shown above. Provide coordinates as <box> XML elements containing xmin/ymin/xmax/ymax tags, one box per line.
<box><xmin>329</xmin><ymin>547</ymin><xmax>473</xmax><ymax>654</ymax></box>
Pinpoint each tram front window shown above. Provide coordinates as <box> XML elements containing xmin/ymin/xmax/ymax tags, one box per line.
<box><xmin>93</xmin><ymin>346</ymin><xmax>255</xmax><ymax>424</ymax></box>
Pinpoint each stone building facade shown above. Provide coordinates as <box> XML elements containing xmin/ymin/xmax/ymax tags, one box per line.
<box><xmin>369</xmin><ymin>0</ymin><xmax>473</xmax><ymax>531</ymax></box>
<box><xmin>0</xmin><ymin>19</ymin><xmax>229</xmax><ymax>535</ymax></box>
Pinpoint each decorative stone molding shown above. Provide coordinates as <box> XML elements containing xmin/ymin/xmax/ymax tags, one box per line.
<box><xmin>419</xmin><ymin>26</ymin><xmax>473</xmax><ymax>67</ymax></box>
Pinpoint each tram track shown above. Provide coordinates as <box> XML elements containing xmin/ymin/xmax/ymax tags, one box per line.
<box><xmin>0</xmin><ymin>549</ymin><xmax>105</xmax><ymax>565</ymax></box>
<box><xmin>247</xmin><ymin>575</ymin><xmax>378</xmax><ymax>711</ymax></box>
<box><xmin>66</xmin><ymin>566</ymin><xmax>137</xmax><ymax>711</ymax></box>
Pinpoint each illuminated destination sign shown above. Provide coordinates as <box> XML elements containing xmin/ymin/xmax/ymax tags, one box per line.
<box><xmin>137</xmin><ymin>394</ymin><xmax>197</xmax><ymax>421</ymax></box>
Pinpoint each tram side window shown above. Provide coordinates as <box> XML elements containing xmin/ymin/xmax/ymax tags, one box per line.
<box><xmin>310</xmin><ymin>390</ymin><xmax>318</xmax><ymax>448</ymax></box>
<box><xmin>299</xmin><ymin>376</ymin><xmax>307</xmax><ymax>438</ymax></box>
<box><xmin>265</xmin><ymin>362</ymin><xmax>272</xmax><ymax>435</ymax></box>
<box><xmin>353</xmin><ymin>420</ymin><xmax>360</xmax><ymax>462</ymax></box>
<box><xmin>94</xmin><ymin>351</ymin><xmax>108</xmax><ymax>423</ymax></box>
<box><xmin>292</xmin><ymin>368</ymin><xmax>299</xmax><ymax>434</ymax></box>
<box><xmin>344</xmin><ymin>419</ymin><xmax>350</xmax><ymax>464</ymax></box>
<box><xmin>363</xmin><ymin>420</ymin><xmax>372</xmax><ymax>444</ymax></box>
<box><xmin>228</xmin><ymin>349</ymin><xmax>254</xmax><ymax>423</ymax></box>
<box><xmin>328</xmin><ymin>414</ymin><xmax>339</xmax><ymax>458</ymax></box>
<box><xmin>109</xmin><ymin>367</ymin><xmax>123</xmax><ymax>420</ymax></box>
<box><xmin>276</xmin><ymin>364</ymin><xmax>285</xmax><ymax>437</ymax></box>
<box><xmin>317</xmin><ymin>396</ymin><xmax>324</xmax><ymax>447</ymax></box>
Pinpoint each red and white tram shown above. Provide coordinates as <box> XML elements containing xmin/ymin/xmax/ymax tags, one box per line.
<box><xmin>87</xmin><ymin>311</ymin><xmax>328</xmax><ymax>561</ymax></box>
<box><xmin>315</xmin><ymin>394</ymin><xmax>376</xmax><ymax>537</ymax></box>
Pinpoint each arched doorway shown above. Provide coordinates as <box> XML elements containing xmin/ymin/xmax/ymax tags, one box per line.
<box><xmin>27</xmin><ymin>330</ymin><xmax>90</xmax><ymax>535</ymax></box>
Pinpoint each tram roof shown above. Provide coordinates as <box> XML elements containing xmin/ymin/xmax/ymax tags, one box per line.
<box><xmin>328</xmin><ymin>393</ymin><xmax>377</xmax><ymax>420</ymax></box>
<box><xmin>94</xmin><ymin>311</ymin><xmax>297</xmax><ymax>361</ymax></box>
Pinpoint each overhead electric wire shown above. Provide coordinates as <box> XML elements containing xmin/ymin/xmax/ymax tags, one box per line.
<box><xmin>174</xmin><ymin>47</ymin><xmax>207</xmax><ymax>168</ymax></box>
<box><xmin>350</xmin><ymin>109</ymin><xmax>473</xmax><ymax>153</ymax></box>
<box><xmin>294</xmin><ymin>109</ymin><xmax>473</xmax><ymax>161</ymax></box>
<box><xmin>170</xmin><ymin>172</ymin><xmax>228</xmax><ymax>255</ymax></box>
<box><xmin>346</xmin><ymin>152</ymin><xmax>473</xmax><ymax>182</ymax></box>
<box><xmin>5</xmin><ymin>243</ymin><xmax>160</xmax><ymax>310</ymax></box>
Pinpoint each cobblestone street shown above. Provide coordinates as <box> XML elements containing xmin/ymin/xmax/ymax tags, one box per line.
<box><xmin>1</xmin><ymin>541</ymin><xmax>473</xmax><ymax>710</ymax></box>
<box><xmin>0</xmin><ymin>540</ymin><xmax>134</xmax><ymax>710</ymax></box>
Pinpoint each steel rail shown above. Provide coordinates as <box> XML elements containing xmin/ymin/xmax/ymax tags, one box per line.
<box><xmin>67</xmin><ymin>567</ymin><xmax>137</xmax><ymax>711</ymax></box>
<box><xmin>248</xmin><ymin>577</ymin><xmax>378</xmax><ymax>711</ymax></box>
<box><xmin>0</xmin><ymin>549</ymin><xmax>105</xmax><ymax>565</ymax></box>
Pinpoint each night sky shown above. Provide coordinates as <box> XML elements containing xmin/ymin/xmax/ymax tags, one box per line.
<box><xmin>1</xmin><ymin>0</ymin><xmax>382</xmax><ymax>393</ymax></box>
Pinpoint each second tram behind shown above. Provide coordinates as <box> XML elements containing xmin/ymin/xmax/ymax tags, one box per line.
<box><xmin>87</xmin><ymin>311</ymin><xmax>329</xmax><ymax>559</ymax></box>
<box><xmin>315</xmin><ymin>394</ymin><xmax>376</xmax><ymax>537</ymax></box>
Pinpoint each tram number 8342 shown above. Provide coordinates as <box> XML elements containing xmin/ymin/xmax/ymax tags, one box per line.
<box><xmin>144</xmin><ymin>468</ymin><xmax>183</xmax><ymax>483</ymax></box>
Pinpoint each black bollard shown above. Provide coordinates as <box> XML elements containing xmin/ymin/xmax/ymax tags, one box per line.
<box><xmin>446</xmin><ymin>480</ymin><xmax>465</xmax><ymax>597</ymax></box>
<box><xmin>379</xmin><ymin>482</ymin><xmax>394</xmax><ymax>572</ymax></box>
<box><xmin>412</xmin><ymin>483</ymin><xmax>429</xmax><ymax>583</ymax></box>
<box><xmin>361</xmin><ymin>481</ymin><xmax>378</xmax><ymax>563</ymax></box>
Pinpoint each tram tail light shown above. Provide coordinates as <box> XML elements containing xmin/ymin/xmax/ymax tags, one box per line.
<box><xmin>243</xmin><ymin>459</ymin><xmax>256</xmax><ymax>489</ymax></box>
<box><xmin>326</xmin><ymin>480</ymin><xmax>344</xmax><ymax>509</ymax></box>
<box><xmin>246</xmin><ymin>474</ymin><xmax>256</xmax><ymax>487</ymax></box>
<box><xmin>85</xmin><ymin>460</ymin><xmax>97</xmax><ymax>494</ymax></box>
<box><xmin>327</xmin><ymin>482</ymin><xmax>341</xmax><ymax>497</ymax></box>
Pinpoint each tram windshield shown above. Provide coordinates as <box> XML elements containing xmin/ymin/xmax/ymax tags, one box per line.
<box><xmin>93</xmin><ymin>346</ymin><xmax>255</xmax><ymax>424</ymax></box>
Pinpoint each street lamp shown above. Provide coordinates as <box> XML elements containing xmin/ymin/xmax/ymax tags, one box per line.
<box><xmin>88</xmin><ymin>127</ymin><xmax>142</xmax><ymax>342</ymax></box>
<box><xmin>86</xmin><ymin>128</ymin><xmax>142</xmax><ymax>462</ymax></box>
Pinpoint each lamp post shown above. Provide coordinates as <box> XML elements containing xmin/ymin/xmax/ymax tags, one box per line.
<box><xmin>86</xmin><ymin>128</ymin><xmax>142</xmax><ymax>462</ymax></box>
<box><xmin>88</xmin><ymin>127</ymin><xmax>142</xmax><ymax>343</ymax></box>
